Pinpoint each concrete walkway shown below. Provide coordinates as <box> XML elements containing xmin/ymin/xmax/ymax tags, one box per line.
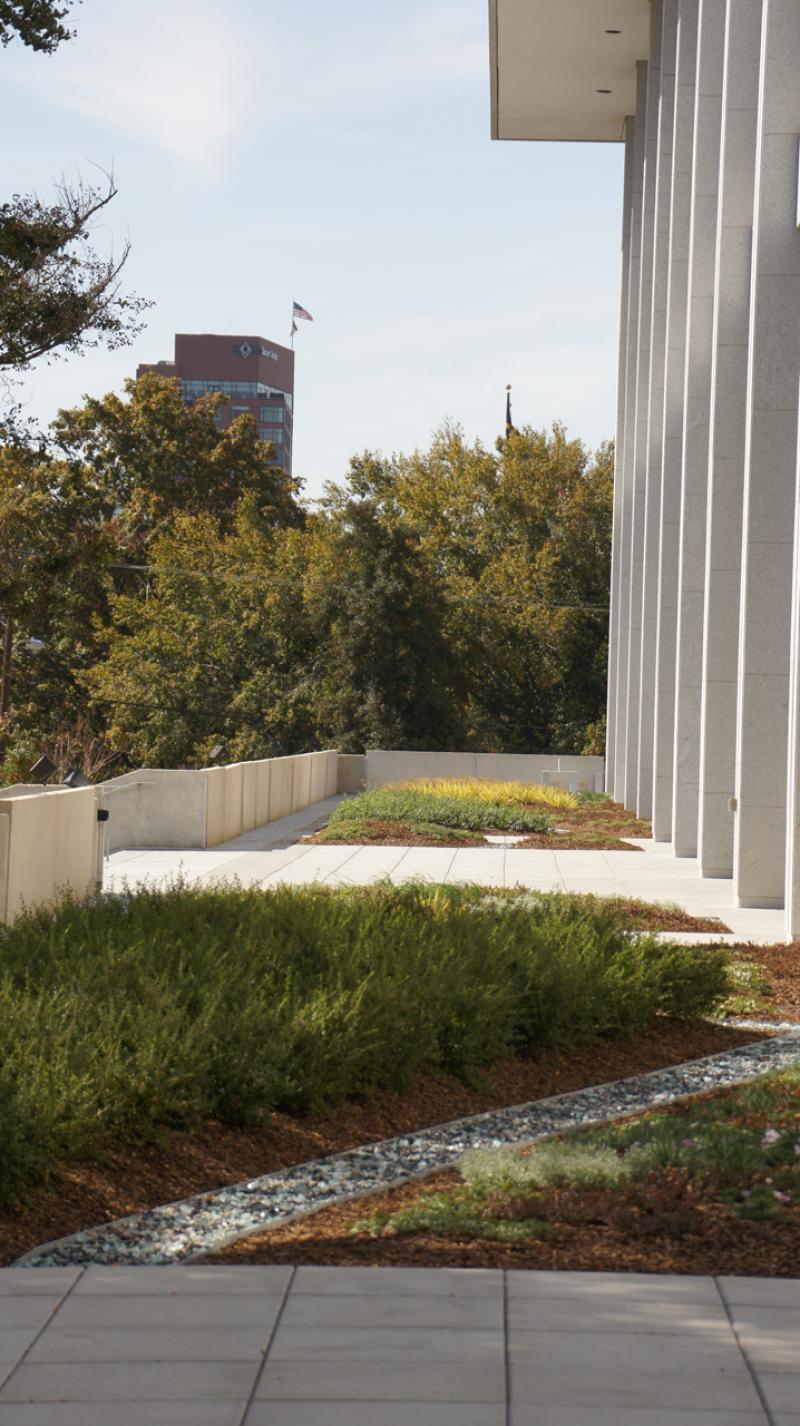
<box><xmin>104</xmin><ymin>798</ymin><xmax>786</xmax><ymax>942</ymax></box>
<box><xmin>0</xmin><ymin>1265</ymin><xmax>796</xmax><ymax>1423</ymax></box>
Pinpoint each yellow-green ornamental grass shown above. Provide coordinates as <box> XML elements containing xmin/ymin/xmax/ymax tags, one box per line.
<box><xmin>389</xmin><ymin>778</ymin><xmax>578</xmax><ymax>812</ymax></box>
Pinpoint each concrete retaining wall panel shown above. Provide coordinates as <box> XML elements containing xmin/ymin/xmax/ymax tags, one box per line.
<box><xmin>241</xmin><ymin>764</ymin><xmax>258</xmax><ymax>834</ymax></box>
<box><xmin>292</xmin><ymin>754</ymin><xmax>313</xmax><ymax>812</ymax></box>
<box><xmin>204</xmin><ymin>768</ymin><xmax>226</xmax><ymax>847</ymax></box>
<box><xmin>474</xmin><ymin>754</ymin><xmax>554</xmax><ymax>782</ymax></box>
<box><xmin>337</xmin><ymin>754</ymin><xmax>366</xmax><ymax>793</ymax></box>
<box><xmin>0</xmin><ymin>786</ymin><xmax>98</xmax><ymax>924</ymax></box>
<box><xmin>52</xmin><ymin>787</ymin><xmax>99</xmax><ymax>896</ymax></box>
<box><xmin>222</xmin><ymin>764</ymin><xmax>244</xmax><ymax>843</ymax></box>
<box><xmin>324</xmin><ymin>750</ymin><xmax>339</xmax><ymax>797</ymax></box>
<box><xmin>556</xmin><ymin>755</ymin><xmax>605</xmax><ymax>773</ymax></box>
<box><xmin>104</xmin><ymin>771</ymin><xmax>207</xmax><ymax>853</ymax></box>
<box><xmin>255</xmin><ymin>761</ymin><xmax>271</xmax><ymax>826</ymax></box>
<box><xmin>269</xmin><ymin>757</ymin><xmax>295</xmax><ymax>821</ymax></box>
<box><xmin>366</xmin><ymin>751</ymin><xmax>476</xmax><ymax>785</ymax></box>
<box><xmin>309</xmin><ymin>751</ymin><xmax>328</xmax><ymax>805</ymax></box>
<box><xmin>367</xmin><ymin>751</ymin><xmax>605</xmax><ymax>788</ymax></box>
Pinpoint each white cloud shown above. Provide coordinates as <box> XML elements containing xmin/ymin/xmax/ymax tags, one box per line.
<box><xmin>10</xmin><ymin>0</ymin><xmax>251</xmax><ymax>171</ymax></box>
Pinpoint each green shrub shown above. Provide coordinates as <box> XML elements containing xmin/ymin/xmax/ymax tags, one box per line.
<box><xmin>329</xmin><ymin>789</ymin><xmax>551</xmax><ymax>834</ymax></box>
<box><xmin>462</xmin><ymin>1142</ymin><xmax>629</xmax><ymax>1193</ymax></box>
<box><xmin>0</xmin><ymin>882</ymin><xmax>730</xmax><ymax>1208</ymax></box>
<box><xmin>316</xmin><ymin>819</ymin><xmax>479</xmax><ymax>844</ymax></box>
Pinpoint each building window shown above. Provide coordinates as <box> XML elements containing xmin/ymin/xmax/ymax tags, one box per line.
<box><xmin>180</xmin><ymin>379</ymin><xmax>288</xmax><ymax>400</ymax></box>
<box><xmin>259</xmin><ymin>406</ymin><xmax>284</xmax><ymax>423</ymax></box>
<box><xmin>230</xmin><ymin>405</ymin><xmax>250</xmax><ymax>417</ymax></box>
<box><xmin>259</xmin><ymin>426</ymin><xmax>284</xmax><ymax>443</ymax></box>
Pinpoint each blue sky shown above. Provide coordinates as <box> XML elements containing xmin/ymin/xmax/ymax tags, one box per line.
<box><xmin>2</xmin><ymin>0</ymin><xmax>625</xmax><ymax>499</ymax></box>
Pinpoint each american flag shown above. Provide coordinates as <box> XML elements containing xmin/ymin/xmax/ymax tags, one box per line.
<box><xmin>293</xmin><ymin>301</ymin><xmax>313</xmax><ymax>322</ymax></box>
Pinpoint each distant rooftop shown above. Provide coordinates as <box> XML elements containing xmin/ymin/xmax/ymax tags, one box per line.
<box><xmin>489</xmin><ymin>0</ymin><xmax>651</xmax><ymax>143</ymax></box>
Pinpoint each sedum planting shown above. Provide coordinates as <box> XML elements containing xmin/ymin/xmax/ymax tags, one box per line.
<box><xmin>326</xmin><ymin>788</ymin><xmax>552</xmax><ymax>834</ymax></box>
<box><xmin>356</xmin><ymin>1063</ymin><xmax>800</xmax><ymax>1243</ymax></box>
<box><xmin>388</xmin><ymin>778</ymin><xmax>579</xmax><ymax>812</ymax></box>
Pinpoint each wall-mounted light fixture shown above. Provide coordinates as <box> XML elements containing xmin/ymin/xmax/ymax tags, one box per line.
<box><xmin>64</xmin><ymin>768</ymin><xmax>92</xmax><ymax>788</ymax></box>
<box><xmin>29</xmin><ymin>754</ymin><xmax>57</xmax><ymax>783</ymax></box>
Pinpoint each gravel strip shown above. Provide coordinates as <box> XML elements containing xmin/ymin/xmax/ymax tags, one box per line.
<box><xmin>16</xmin><ymin>1034</ymin><xmax>800</xmax><ymax>1269</ymax></box>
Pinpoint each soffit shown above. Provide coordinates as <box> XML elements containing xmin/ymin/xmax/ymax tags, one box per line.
<box><xmin>490</xmin><ymin>0</ymin><xmax>651</xmax><ymax>143</ymax></box>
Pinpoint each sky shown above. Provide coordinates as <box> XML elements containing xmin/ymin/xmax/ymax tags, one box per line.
<box><xmin>1</xmin><ymin>0</ymin><xmax>625</xmax><ymax>500</ymax></box>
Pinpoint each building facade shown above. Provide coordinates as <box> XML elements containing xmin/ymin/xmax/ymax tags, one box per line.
<box><xmin>490</xmin><ymin>0</ymin><xmax>800</xmax><ymax>936</ymax></box>
<box><xmin>138</xmin><ymin>333</ymin><xmax>295</xmax><ymax>475</ymax></box>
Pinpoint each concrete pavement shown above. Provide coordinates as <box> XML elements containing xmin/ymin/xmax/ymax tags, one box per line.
<box><xmin>0</xmin><ymin>1265</ymin><xmax>796</xmax><ymax>1423</ymax></box>
<box><xmin>103</xmin><ymin>798</ymin><xmax>786</xmax><ymax>942</ymax></box>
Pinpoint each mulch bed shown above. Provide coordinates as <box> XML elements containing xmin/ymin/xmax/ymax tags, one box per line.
<box><xmin>0</xmin><ymin>1020</ymin><xmax>764</xmax><ymax>1267</ymax></box>
<box><xmin>516</xmin><ymin>832</ymin><xmax>644</xmax><ymax>852</ymax></box>
<box><xmin>728</xmin><ymin>942</ymin><xmax>800</xmax><ymax>1022</ymax></box>
<box><xmin>213</xmin><ymin>1050</ymin><xmax>800</xmax><ymax>1279</ymax></box>
<box><xmin>610</xmin><ymin>902</ymin><xmax>731</xmax><ymax>933</ymax></box>
<box><xmin>209</xmin><ymin>1168</ymin><xmax>800</xmax><ymax>1278</ymax></box>
<box><xmin>314</xmin><ymin>797</ymin><xmax>653</xmax><ymax>853</ymax></box>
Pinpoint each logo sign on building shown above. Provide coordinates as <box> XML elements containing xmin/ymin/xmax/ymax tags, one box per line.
<box><xmin>233</xmin><ymin>341</ymin><xmax>279</xmax><ymax>361</ymax></box>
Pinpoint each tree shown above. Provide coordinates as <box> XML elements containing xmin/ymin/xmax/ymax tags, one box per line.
<box><xmin>321</xmin><ymin>422</ymin><xmax>613</xmax><ymax>754</ymax></box>
<box><xmin>0</xmin><ymin>176</ymin><xmax>149</xmax><ymax>392</ymax></box>
<box><xmin>305</xmin><ymin>456</ymin><xmax>469</xmax><ymax>752</ymax></box>
<box><xmin>85</xmin><ymin>510</ymin><xmax>318</xmax><ymax>767</ymax></box>
<box><xmin>0</xmin><ymin>0</ymin><xmax>76</xmax><ymax>52</ymax></box>
<box><xmin>0</xmin><ymin>379</ymin><xmax>305</xmax><ymax>768</ymax></box>
<box><xmin>51</xmin><ymin>372</ymin><xmax>303</xmax><ymax>555</ymax></box>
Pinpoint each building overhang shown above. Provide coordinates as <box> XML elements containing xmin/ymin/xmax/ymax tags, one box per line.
<box><xmin>489</xmin><ymin>0</ymin><xmax>651</xmax><ymax>143</ymax></box>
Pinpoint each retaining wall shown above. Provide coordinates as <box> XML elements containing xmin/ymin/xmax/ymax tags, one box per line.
<box><xmin>365</xmin><ymin>750</ymin><xmax>605</xmax><ymax>793</ymax></box>
<box><xmin>0</xmin><ymin>785</ymin><xmax>101</xmax><ymax>924</ymax></box>
<box><xmin>101</xmin><ymin>750</ymin><xmax>339</xmax><ymax>852</ymax></box>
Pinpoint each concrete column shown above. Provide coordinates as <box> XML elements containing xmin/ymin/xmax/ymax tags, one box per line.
<box><xmin>652</xmin><ymin>0</ymin><xmax>699</xmax><ymax>838</ymax></box>
<box><xmin>612</xmin><ymin>63</ymin><xmax>649</xmax><ymax>806</ymax></box>
<box><xmin>637</xmin><ymin>0</ymin><xmax>679</xmax><ymax>819</ymax></box>
<box><xmin>698</xmin><ymin>0</ymin><xmax>763</xmax><ymax>878</ymax></box>
<box><xmin>606</xmin><ymin>117</ymin><xmax>636</xmax><ymax>796</ymax></box>
<box><xmin>672</xmin><ymin>0</ymin><xmax>727</xmax><ymax>857</ymax></box>
<box><xmin>624</xmin><ymin>0</ymin><xmax>664</xmax><ymax>811</ymax></box>
<box><xmin>734</xmin><ymin>0</ymin><xmax>800</xmax><ymax>908</ymax></box>
<box><xmin>786</xmin><ymin>388</ymin><xmax>800</xmax><ymax>934</ymax></box>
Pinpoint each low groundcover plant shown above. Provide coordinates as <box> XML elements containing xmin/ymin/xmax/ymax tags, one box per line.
<box><xmin>0</xmin><ymin>881</ymin><xmax>728</xmax><ymax>1208</ymax></box>
<box><xmin>326</xmin><ymin>787</ymin><xmax>552</xmax><ymax>834</ymax></box>
<box><xmin>389</xmin><ymin>778</ymin><xmax>579</xmax><ymax>812</ymax></box>
<box><xmin>354</xmin><ymin>1062</ymin><xmax>800</xmax><ymax>1243</ymax></box>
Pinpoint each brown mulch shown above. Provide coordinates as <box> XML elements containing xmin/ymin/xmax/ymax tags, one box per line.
<box><xmin>558</xmin><ymin>799</ymin><xmax>654</xmax><ymax>840</ymax></box>
<box><xmin>516</xmin><ymin>832</ymin><xmax>644</xmax><ymax>852</ymax></box>
<box><xmin>210</xmin><ymin>1170</ymin><xmax>800</xmax><ymax>1278</ymax></box>
<box><xmin>728</xmin><ymin>941</ymin><xmax>800</xmax><ymax>1022</ymax></box>
<box><xmin>610</xmin><ymin>901</ymin><xmax>731</xmax><ymax>934</ymax></box>
<box><xmin>0</xmin><ymin>1020</ymin><xmax>765</xmax><ymax>1266</ymax></box>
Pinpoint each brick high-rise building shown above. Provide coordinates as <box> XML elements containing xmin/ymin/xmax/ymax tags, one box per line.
<box><xmin>137</xmin><ymin>332</ymin><xmax>295</xmax><ymax>474</ymax></box>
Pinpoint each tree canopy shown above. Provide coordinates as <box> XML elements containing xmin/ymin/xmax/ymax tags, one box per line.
<box><xmin>0</xmin><ymin>376</ymin><xmax>611</xmax><ymax>774</ymax></box>
<box><xmin>0</xmin><ymin>0</ymin><xmax>76</xmax><ymax>52</ymax></box>
<box><xmin>0</xmin><ymin>177</ymin><xmax>150</xmax><ymax>393</ymax></box>
<box><xmin>0</xmin><ymin>377</ymin><xmax>304</xmax><ymax>766</ymax></box>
